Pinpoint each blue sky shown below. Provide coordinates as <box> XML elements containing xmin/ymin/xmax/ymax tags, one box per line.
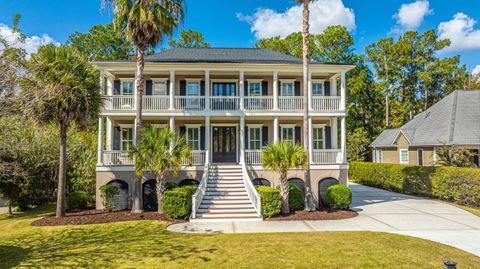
<box><xmin>1</xmin><ymin>0</ymin><xmax>479</xmax><ymax>72</ymax></box>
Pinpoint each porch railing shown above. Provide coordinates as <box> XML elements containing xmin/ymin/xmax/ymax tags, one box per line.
<box><xmin>104</xmin><ymin>96</ymin><xmax>135</xmax><ymax>110</ymax></box>
<box><xmin>244</xmin><ymin>97</ymin><xmax>274</xmax><ymax>110</ymax></box>
<box><xmin>241</xmin><ymin>161</ymin><xmax>262</xmax><ymax>217</ymax></box>
<box><xmin>245</xmin><ymin>150</ymin><xmax>262</xmax><ymax>164</ymax></box>
<box><xmin>103</xmin><ymin>150</ymin><xmax>133</xmax><ymax>165</ymax></box>
<box><xmin>311</xmin><ymin>96</ymin><xmax>341</xmax><ymax>111</ymax></box>
<box><xmin>311</xmin><ymin>149</ymin><xmax>342</xmax><ymax>164</ymax></box>
<box><xmin>278</xmin><ymin>96</ymin><xmax>303</xmax><ymax>110</ymax></box>
<box><xmin>143</xmin><ymin>96</ymin><xmax>169</xmax><ymax>111</ymax></box>
<box><xmin>191</xmin><ymin>162</ymin><xmax>209</xmax><ymax>219</ymax></box>
<box><xmin>209</xmin><ymin>96</ymin><xmax>240</xmax><ymax>110</ymax></box>
<box><xmin>174</xmin><ymin>96</ymin><xmax>205</xmax><ymax>110</ymax></box>
<box><xmin>181</xmin><ymin>150</ymin><xmax>206</xmax><ymax>165</ymax></box>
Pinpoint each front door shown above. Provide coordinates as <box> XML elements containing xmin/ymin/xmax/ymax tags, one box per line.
<box><xmin>212</xmin><ymin>126</ymin><xmax>237</xmax><ymax>163</ymax></box>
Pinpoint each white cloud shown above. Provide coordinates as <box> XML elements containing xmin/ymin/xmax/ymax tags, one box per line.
<box><xmin>393</xmin><ymin>0</ymin><xmax>432</xmax><ymax>32</ymax></box>
<box><xmin>237</xmin><ymin>0</ymin><xmax>356</xmax><ymax>39</ymax></box>
<box><xmin>473</xmin><ymin>65</ymin><xmax>480</xmax><ymax>76</ymax></box>
<box><xmin>0</xmin><ymin>23</ymin><xmax>59</xmax><ymax>57</ymax></box>
<box><xmin>438</xmin><ymin>13</ymin><xmax>480</xmax><ymax>52</ymax></box>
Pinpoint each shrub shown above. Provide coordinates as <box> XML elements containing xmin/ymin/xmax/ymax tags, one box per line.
<box><xmin>162</xmin><ymin>186</ymin><xmax>195</xmax><ymax>219</ymax></box>
<box><xmin>256</xmin><ymin>186</ymin><xmax>282</xmax><ymax>217</ymax></box>
<box><xmin>326</xmin><ymin>185</ymin><xmax>352</xmax><ymax>209</ymax></box>
<box><xmin>165</xmin><ymin>182</ymin><xmax>178</xmax><ymax>190</ymax></box>
<box><xmin>67</xmin><ymin>191</ymin><xmax>92</xmax><ymax>210</ymax></box>
<box><xmin>99</xmin><ymin>185</ymin><xmax>119</xmax><ymax>212</ymax></box>
<box><xmin>288</xmin><ymin>183</ymin><xmax>304</xmax><ymax>211</ymax></box>
<box><xmin>349</xmin><ymin>162</ymin><xmax>480</xmax><ymax>208</ymax></box>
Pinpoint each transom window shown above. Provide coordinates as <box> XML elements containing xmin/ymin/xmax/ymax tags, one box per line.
<box><xmin>153</xmin><ymin>81</ymin><xmax>167</xmax><ymax>95</ymax></box>
<box><xmin>312</xmin><ymin>127</ymin><xmax>325</xmax><ymax>149</ymax></box>
<box><xmin>249</xmin><ymin>82</ymin><xmax>261</xmax><ymax>96</ymax></box>
<box><xmin>121</xmin><ymin>127</ymin><xmax>133</xmax><ymax>151</ymax></box>
<box><xmin>400</xmin><ymin>149</ymin><xmax>409</xmax><ymax>164</ymax></box>
<box><xmin>248</xmin><ymin>127</ymin><xmax>262</xmax><ymax>150</ymax></box>
<box><xmin>281</xmin><ymin>127</ymin><xmax>294</xmax><ymax>145</ymax></box>
<box><xmin>121</xmin><ymin>81</ymin><xmax>134</xmax><ymax>95</ymax></box>
<box><xmin>312</xmin><ymin>82</ymin><xmax>324</xmax><ymax>96</ymax></box>
<box><xmin>281</xmin><ymin>82</ymin><xmax>294</xmax><ymax>96</ymax></box>
<box><xmin>187</xmin><ymin>81</ymin><xmax>200</xmax><ymax>96</ymax></box>
<box><xmin>186</xmin><ymin>127</ymin><xmax>200</xmax><ymax>150</ymax></box>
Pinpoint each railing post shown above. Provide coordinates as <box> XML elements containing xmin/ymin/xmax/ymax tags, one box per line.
<box><xmin>273</xmin><ymin>71</ymin><xmax>278</xmax><ymax>110</ymax></box>
<box><xmin>169</xmin><ymin>70</ymin><xmax>175</xmax><ymax>110</ymax></box>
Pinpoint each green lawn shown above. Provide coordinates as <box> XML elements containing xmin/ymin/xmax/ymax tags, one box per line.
<box><xmin>1</xmin><ymin>207</ymin><xmax>479</xmax><ymax>269</ymax></box>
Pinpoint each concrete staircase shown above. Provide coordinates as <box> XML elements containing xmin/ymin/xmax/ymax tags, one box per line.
<box><xmin>193</xmin><ymin>164</ymin><xmax>262</xmax><ymax>221</ymax></box>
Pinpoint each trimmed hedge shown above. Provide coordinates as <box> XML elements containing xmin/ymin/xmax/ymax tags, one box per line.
<box><xmin>288</xmin><ymin>184</ymin><xmax>304</xmax><ymax>211</ymax></box>
<box><xmin>162</xmin><ymin>186</ymin><xmax>197</xmax><ymax>219</ymax></box>
<box><xmin>349</xmin><ymin>162</ymin><xmax>480</xmax><ymax>207</ymax></box>
<box><xmin>67</xmin><ymin>191</ymin><xmax>92</xmax><ymax>210</ymax></box>
<box><xmin>326</xmin><ymin>185</ymin><xmax>352</xmax><ymax>209</ymax></box>
<box><xmin>256</xmin><ymin>186</ymin><xmax>282</xmax><ymax>217</ymax></box>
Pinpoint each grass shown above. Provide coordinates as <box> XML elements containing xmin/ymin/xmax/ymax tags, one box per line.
<box><xmin>0</xmin><ymin>206</ymin><xmax>479</xmax><ymax>269</ymax></box>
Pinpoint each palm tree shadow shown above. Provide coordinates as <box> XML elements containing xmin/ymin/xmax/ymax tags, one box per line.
<box><xmin>0</xmin><ymin>245</ymin><xmax>28</xmax><ymax>268</ymax></box>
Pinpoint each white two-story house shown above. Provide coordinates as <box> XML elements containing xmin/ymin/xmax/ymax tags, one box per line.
<box><xmin>94</xmin><ymin>48</ymin><xmax>353</xmax><ymax>220</ymax></box>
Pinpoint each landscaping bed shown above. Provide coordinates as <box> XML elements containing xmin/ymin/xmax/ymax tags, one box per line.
<box><xmin>31</xmin><ymin>210</ymin><xmax>185</xmax><ymax>226</ymax></box>
<box><xmin>266</xmin><ymin>208</ymin><xmax>358</xmax><ymax>221</ymax></box>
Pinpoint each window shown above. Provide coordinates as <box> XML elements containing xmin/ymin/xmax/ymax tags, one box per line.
<box><xmin>121</xmin><ymin>81</ymin><xmax>134</xmax><ymax>95</ymax></box>
<box><xmin>400</xmin><ymin>149</ymin><xmax>409</xmax><ymax>164</ymax></box>
<box><xmin>281</xmin><ymin>127</ymin><xmax>294</xmax><ymax>144</ymax></box>
<box><xmin>121</xmin><ymin>127</ymin><xmax>133</xmax><ymax>151</ymax></box>
<box><xmin>312</xmin><ymin>82</ymin><xmax>324</xmax><ymax>96</ymax></box>
<box><xmin>153</xmin><ymin>81</ymin><xmax>167</xmax><ymax>95</ymax></box>
<box><xmin>186</xmin><ymin>127</ymin><xmax>200</xmax><ymax>150</ymax></box>
<box><xmin>312</xmin><ymin>127</ymin><xmax>325</xmax><ymax>149</ymax></box>
<box><xmin>249</xmin><ymin>127</ymin><xmax>262</xmax><ymax>150</ymax></box>
<box><xmin>281</xmin><ymin>82</ymin><xmax>294</xmax><ymax>96</ymax></box>
<box><xmin>417</xmin><ymin>149</ymin><xmax>424</xmax><ymax>166</ymax></box>
<box><xmin>187</xmin><ymin>81</ymin><xmax>200</xmax><ymax>96</ymax></box>
<box><xmin>374</xmin><ymin>149</ymin><xmax>383</xmax><ymax>163</ymax></box>
<box><xmin>249</xmin><ymin>82</ymin><xmax>261</xmax><ymax>96</ymax></box>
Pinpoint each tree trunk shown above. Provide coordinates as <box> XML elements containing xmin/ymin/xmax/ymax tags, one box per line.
<box><xmin>279</xmin><ymin>173</ymin><xmax>290</xmax><ymax>214</ymax></box>
<box><xmin>131</xmin><ymin>48</ymin><xmax>145</xmax><ymax>214</ymax></box>
<box><xmin>8</xmin><ymin>201</ymin><xmax>12</xmax><ymax>216</ymax></box>
<box><xmin>56</xmin><ymin>123</ymin><xmax>67</xmax><ymax>218</ymax></box>
<box><xmin>156</xmin><ymin>172</ymin><xmax>166</xmax><ymax>214</ymax></box>
<box><xmin>301</xmin><ymin>0</ymin><xmax>315</xmax><ymax>212</ymax></box>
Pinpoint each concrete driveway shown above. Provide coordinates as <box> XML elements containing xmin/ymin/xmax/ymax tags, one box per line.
<box><xmin>0</xmin><ymin>207</ymin><xmax>9</xmax><ymax>215</ymax></box>
<box><xmin>168</xmin><ymin>183</ymin><xmax>480</xmax><ymax>256</ymax></box>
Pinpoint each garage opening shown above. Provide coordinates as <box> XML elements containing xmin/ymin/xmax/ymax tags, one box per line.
<box><xmin>318</xmin><ymin>178</ymin><xmax>339</xmax><ymax>207</ymax></box>
<box><xmin>143</xmin><ymin>179</ymin><xmax>157</xmax><ymax>211</ymax></box>
<box><xmin>106</xmin><ymin>179</ymin><xmax>129</xmax><ymax>210</ymax></box>
<box><xmin>252</xmin><ymin>178</ymin><xmax>271</xmax><ymax>187</ymax></box>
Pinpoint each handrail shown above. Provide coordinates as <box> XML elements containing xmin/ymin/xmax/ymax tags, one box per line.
<box><xmin>191</xmin><ymin>161</ymin><xmax>209</xmax><ymax>219</ymax></box>
<box><xmin>241</xmin><ymin>161</ymin><xmax>262</xmax><ymax>217</ymax></box>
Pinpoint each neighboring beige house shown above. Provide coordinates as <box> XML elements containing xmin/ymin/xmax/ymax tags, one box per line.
<box><xmin>93</xmin><ymin>48</ymin><xmax>353</xmax><ymax>220</ymax></box>
<box><xmin>371</xmin><ymin>90</ymin><xmax>480</xmax><ymax>167</ymax></box>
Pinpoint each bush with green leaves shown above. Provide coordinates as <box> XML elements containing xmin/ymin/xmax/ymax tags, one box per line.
<box><xmin>288</xmin><ymin>184</ymin><xmax>304</xmax><ymax>212</ymax></box>
<box><xmin>165</xmin><ymin>182</ymin><xmax>178</xmax><ymax>190</ymax></box>
<box><xmin>326</xmin><ymin>185</ymin><xmax>352</xmax><ymax>209</ymax></box>
<box><xmin>99</xmin><ymin>185</ymin><xmax>119</xmax><ymax>212</ymax></box>
<box><xmin>162</xmin><ymin>186</ymin><xmax>197</xmax><ymax>219</ymax></box>
<box><xmin>67</xmin><ymin>191</ymin><xmax>92</xmax><ymax>210</ymax></box>
<box><xmin>256</xmin><ymin>186</ymin><xmax>282</xmax><ymax>217</ymax></box>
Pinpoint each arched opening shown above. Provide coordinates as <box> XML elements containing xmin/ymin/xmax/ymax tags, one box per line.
<box><xmin>318</xmin><ymin>177</ymin><xmax>339</xmax><ymax>207</ymax></box>
<box><xmin>143</xmin><ymin>179</ymin><xmax>157</xmax><ymax>211</ymax></box>
<box><xmin>179</xmin><ymin>179</ymin><xmax>199</xmax><ymax>187</ymax></box>
<box><xmin>106</xmin><ymin>179</ymin><xmax>129</xmax><ymax>210</ymax></box>
<box><xmin>252</xmin><ymin>178</ymin><xmax>271</xmax><ymax>187</ymax></box>
<box><xmin>288</xmin><ymin>178</ymin><xmax>305</xmax><ymax>197</ymax></box>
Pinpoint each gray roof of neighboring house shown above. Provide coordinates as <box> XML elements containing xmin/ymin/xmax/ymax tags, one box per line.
<box><xmin>371</xmin><ymin>90</ymin><xmax>480</xmax><ymax>147</ymax></box>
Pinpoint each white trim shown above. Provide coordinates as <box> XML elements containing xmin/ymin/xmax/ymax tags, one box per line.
<box><xmin>399</xmin><ymin>149</ymin><xmax>409</xmax><ymax>164</ymax></box>
<box><xmin>211</xmin><ymin>79</ymin><xmax>239</xmax><ymax>83</ymax></box>
<box><xmin>118</xmin><ymin>78</ymin><xmax>134</xmax><ymax>81</ymax></box>
<box><xmin>393</xmin><ymin>130</ymin><xmax>412</xmax><ymax>145</ymax></box>
<box><xmin>280</xmin><ymin>81</ymin><xmax>295</xmax><ymax>96</ymax></box>
<box><xmin>120</xmin><ymin>80</ymin><xmax>134</xmax><ymax>95</ymax></box>
<box><xmin>150</xmin><ymin>78</ymin><xmax>168</xmax><ymax>82</ymax></box>
<box><xmin>247</xmin><ymin>126</ymin><xmax>262</xmax><ymax>150</ymax></box>
<box><xmin>186</xmin><ymin>126</ymin><xmax>201</xmax><ymax>150</ymax></box>
<box><xmin>312</xmin><ymin>124</ymin><xmax>326</xmax><ymax>150</ymax></box>
<box><xmin>280</xmin><ymin>125</ymin><xmax>295</xmax><ymax>144</ymax></box>
<box><xmin>312</xmin><ymin>79</ymin><xmax>326</xmax><ymax>83</ymax></box>
<box><xmin>279</xmin><ymin>79</ymin><xmax>296</xmax><ymax>82</ymax></box>
<box><xmin>280</xmin><ymin>124</ymin><xmax>296</xmax><ymax>128</ymax></box>
<box><xmin>247</xmin><ymin>81</ymin><xmax>262</xmax><ymax>96</ymax></box>
<box><xmin>151</xmin><ymin>124</ymin><xmax>167</xmax><ymax>128</ymax></box>
<box><xmin>118</xmin><ymin>124</ymin><xmax>134</xmax><ymax>128</ymax></box>
<box><xmin>247</xmin><ymin>124</ymin><xmax>264</xmax><ymax>128</ymax></box>
<box><xmin>311</xmin><ymin>81</ymin><xmax>325</xmax><ymax>96</ymax></box>
<box><xmin>184</xmin><ymin>123</ymin><xmax>201</xmax><ymax>127</ymax></box>
<box><xmin>246</xmin><ymin>79</ymin><xmax>264</xmax><ymax>83</ymax></box>
<box><xmin>185</xmin><ymin>78</ymin><xmax>202</xmax><ymax>82</ymax></box>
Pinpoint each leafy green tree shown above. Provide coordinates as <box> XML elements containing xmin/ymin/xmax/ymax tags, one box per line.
<box><xmin>104</xmin><ymin>0</ymin><xmax>185</xmax><ymax>213</ymax></box>
<box><xmin>66</xmin><ymin>23</ymin><xmax>135</xmax><ymax>61</ymax></box>
<box><xmin>20</xmin><ymin>45</ymin><xmax>102</xmax><ymax>217</ymax></box>
<box><xmin>255</xmin><ymin>32</ymin><xmax>317</xmax><ymax>59</ymax></box>
<box><xmin>129</xmin><ymin>127</ymin><xmax>191</xmax><ymax>213</ymax></box>
<box><xmin>262</xmin><ymin>142</ymin><xmax>307</xmax><ymax>214</ymax></box>
<box><xmin>436</xmin><ymin>144</ymin><xmax>475</xmax><ymax>167</ymax></box>
<box><xmin>347</xmin><ymin>127</ymin><xmax>371</xmax><ymax>162</ymax></box>
<box><xmin>168</xmin><ymin>29</ymin><xmax>210</xmax><ymax>48</ymax></box>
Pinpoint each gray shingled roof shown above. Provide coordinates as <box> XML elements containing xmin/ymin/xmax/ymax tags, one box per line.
<box><xmin>371</xmin><ymin>90</ymin><xmax>480</xmax><ymax>147</ymax></box>
<box><xmin>144</xmin><ymin>48</ymin><xmax>303</xmax><ymax>64</ymax></box>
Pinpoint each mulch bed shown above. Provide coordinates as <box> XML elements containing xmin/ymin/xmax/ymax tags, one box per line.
<box><xmin>31</xmin><ymin>209</ymin><xmax>186</xmax><ymax>226</ymax></box>
<box><xmin>266</xmin><ymin>208</ymin><xmax>358</xmax><ymax>221</ymax></box>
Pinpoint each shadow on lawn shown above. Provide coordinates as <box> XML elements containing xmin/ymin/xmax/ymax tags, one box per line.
<box><xmin>0</xmin><ymin>245</ymin><xmax>28</xmax><ymax>268</ymax></box>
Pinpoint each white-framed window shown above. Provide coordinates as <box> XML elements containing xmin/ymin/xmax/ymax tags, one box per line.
<box><xmin>312</xmin><ymin>82</ymin><xmax>324</xmax><ymax>96</ymax></box>
<box><xmin>400</xmin><ymin>149</ymin><xmax>409</xmax><ymax>164</ymax></box>
<box><xmin>374</xmin><ymin>149</ymin><xmax>383</xmax><ymax>163</ymax></box>
<box><xmin>186</xmin><ymin>127</ymin><xmax>200</xmax><ymax>150</ymax></box>
<box><xmin>281</xmin><ymin>126</ymin><xmax>295</xmax><ymax>145</ymax></box>
<box><xmin>417</xmin><ymin>149</ymin><xmax>424</xmax><ymax>166</ymax></box>
<box><xmin>120</xmin><ymin>127</ymin><xmax>133</xmax><ymax>151</ymax></box>
<box><xmin>248</xmin><ymin>126</ymin><xmax>262</xmax><ymax>150</ymax></box>
<box><xmin>121</xmin><ymin>80</ymin><xmax>134</xmax><ymax>95</ymax></box>
<box><xmin>187</xmin><ymin>81</ymin><xmax>200</xmax><ymax>96</ymax></box>
<box><xmin>312</xmin><ymin>126</ymin><xmax>325</xmax><ymax>150</ymax></box>
<box><xmin>153</xmin><ymin>81</ymin><xmax>167</xmax><ymax>95</ymax></box>
<box><xmin>281</xmin><ymin>82</ymin><xmax>294</xmax><ymax>96</ymax></box>
<box><xmin>248</xmin><ymin>82</ymin><xmax>262</xmax><ymax>96</ymax></box>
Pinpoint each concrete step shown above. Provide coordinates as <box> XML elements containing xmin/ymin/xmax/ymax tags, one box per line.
<box><xmin>201</xmin><ymin>200</ymin><xmax>252</xmax><ymax>205</ymax></box>
<box><xmin>190</xmin><ymin>217</ymin><xmax>263</xmax><ymax>222</ymax></box>
<box><xmin>196</xmin><ymin>212</ymin><xmax>259</xmax><ymax>218</ymax></box>
<box><xmin>203</xmin><ymin>195</ymin><xmax>249</xmax><ymax>200</ymax></box>
<box><xmin>205</xmin><ymin>191</ymin><xmax>248</xmax><ymax>196</ymax></box>
<box><xmin>197</xmin><ymin>208</ymin><xmax>256</xmax><ymax>214</ymax></box>
<box><xmin>210</xmin><ymin>165</ymin><xmax>242</xmax><ymax>168</ymax></box>
<box><xmin>208</xmin><ymin>180</ymin><xmax>244</xmax><ymax>184</ymax></box>
<box><xmin>207</xmin><ymin>183</ymin><xmax>245</xmax><ymax>188</ymax></box>
<box><xmin>208</xmin><ymin>176</ymin><xmax>244</xmax><ymax>180</ymax></box>
<box><xmin>199</xmin><ymin>203</ymin><xmax>254</xmax><ymax>209</ymax></box>
<box><xmin>208</xmin><ymin>173</ymin><xmax>243</xmax><ymax>177</ymax></box>
<box><xmin>206</xmin><ymin>187</ymin><xmax>246</xmax><ymax>192</ymax></box>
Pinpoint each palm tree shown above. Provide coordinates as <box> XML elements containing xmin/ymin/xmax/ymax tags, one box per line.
<box><xmin>20</xmin><ymin>45</ymin><xmax>102</xmax><ymax>217</ymax></box>
<box><xmin>262</xmin><ymin>142</ymin><xmax>307</xmax><ymax>214</ymax></box>
<box><xmin>130</xmin><ymin>127</ymin><xmax>191</xmax><ymax>213</ymax></box>
<box><xmin>297</xmin><ymin>0</ymin><xmax>316</xmax><ymax>211</ymax></box>
<box><xmin>104</xmin><ymin>0</ymin><xmax>185</xmax><ymax>213</ymax></box>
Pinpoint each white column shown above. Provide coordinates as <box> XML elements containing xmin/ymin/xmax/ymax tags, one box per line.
<box><xmin>308</xmin><ymin>116</ymin><xmax>313</xmax><ymax>164</ymax></box>
<box><xmin>331</xmin><ymin>117</ymin><xmax>338</xmax><ymax>149</ymax></box>
<box><xmin>340</xmin><ymin>71</ymin><xmax>346</xmax><ymax>110</ymax></box>
<box><xmin>331</xmin><ymin>75</ymin><xmax>338</xmax><ymax>96</ymax></box>
<box><xmin>204</xmin><ymin>70</ymin><xmax>210</xmax><ymax>110</ymax></box>
<box><xmin>99</xmin><ymin>70</ymin><xmax>105</xmax><ymax>94</ymax></box>
<box><xmin>106</xmin><ymin>117</ymin><xmax>113</xmax><ymax>150</ymax></box>
<box><xmin>97</xmin><ymin>117</ymin><xmax>104</xmax><ymax>165</ymax></box>
<box><xmin>307</xmin><ymin>71</ymin><xmax>312</xmax><ymax>110</ymax></box>
<box><xmin>106</xmin><ymin>76</ymin><xmax>114</xmax><ymax>95</ymax></box>
<box><xmin>240</xmin><ymin>116</ymin><xmax>245</xmax><ymax>164</ymax></box>
<box><xmin>273</xmin><ymin>116</ymin><xmax>279</xmax><ymax>143</ymax></box>
<box><xmin>273</xmin><ymin>71</ymin><xmax>278</xmax><ymax>110</ymax></box>
<box><xmin>341</xmin><ymin>116</ymin><xmax>347</xmax><ymax>163</ymax></box>
<box><xmin>169</xmin><ymin>70</ymin><xmax>175</xmax><ymax>110</ymax></box>
<box><xmin>239</xmin><ymin>71</ymin><xmax>244</xmax><ymax>110</ymax></box>
<box><xmin>169</xmin><ymin>116</ymin><xmax>175</xmax><ymax>152</ymax></box>
<box><xmin>205</xmin><ymin>116</ymin><xmax>210</xmax><ymax>164</ymax></box>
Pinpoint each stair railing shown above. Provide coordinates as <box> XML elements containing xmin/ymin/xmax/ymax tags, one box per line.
<box><xmin>241</xmin><ymin>162</ymin><xmax>262</xmax><ymax>217</ymax></box>
<box><xmin>191</xmin><ymin>162</ymin><xmax>209</xmax><ymax>219</ymax></box>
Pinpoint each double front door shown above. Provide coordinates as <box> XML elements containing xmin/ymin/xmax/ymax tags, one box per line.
<box><xmin>212</xmin><ymin>126</ymin><xmax>237</xmax><ymax>163</ymax></box>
